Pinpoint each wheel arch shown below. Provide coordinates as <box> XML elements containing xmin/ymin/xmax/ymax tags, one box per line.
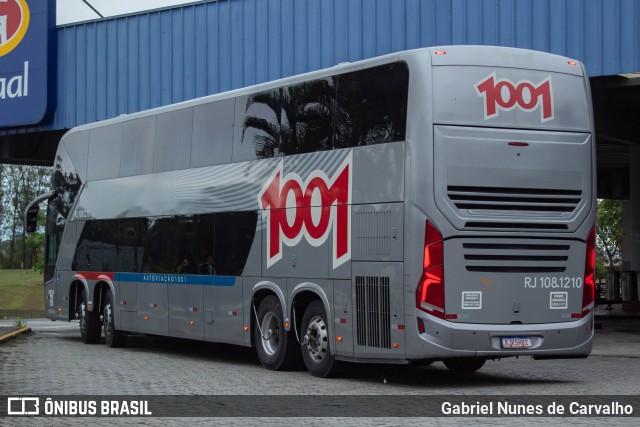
<box><xmin>250</xmin><ymin>281</ymin><xmax>287</xmax><ymax>348</ymax></box>
<box><xmin>290</xmin><ymin>283</ymin><xmax>333</xmax><ymax>354</ymax></box>
<box><xmin>68</xmin><ymin>279</ymin><xmax>89</xmax><ymax>321</ymax></box>
<box><xmin>93</xmin><ymin>278</ymin><xmax>115</xmax><ymax>315</ymax></box>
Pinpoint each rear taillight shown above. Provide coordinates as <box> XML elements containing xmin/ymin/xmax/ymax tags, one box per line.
<box><xmin>582</xmin><ymin>226</ymin><xmax>596</xmax><ymax>317</ymax></box>
<box><xmin>416</xmin><ymin>221</ymin><xmax>445</xmax><ymax>319</ymax></box>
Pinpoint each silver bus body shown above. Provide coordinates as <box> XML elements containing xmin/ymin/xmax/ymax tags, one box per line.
<box><xmin>33</xmin><ymin>46</ymin><xmax>596</xmax><ymax>375</ymax></box>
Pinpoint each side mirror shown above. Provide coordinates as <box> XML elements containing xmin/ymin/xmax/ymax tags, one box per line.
<box><xmin>25</xmin><ymin>205</ymin><xmax>39</xmax><ymax>233</ymax></box>
<box><xmin>24</xmin><ymin>190</ymin><xmax>57</xmax><ymax>234</ymax></box>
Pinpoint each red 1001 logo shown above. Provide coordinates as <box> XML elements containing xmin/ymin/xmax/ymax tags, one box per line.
<box><xmin>475</xmin><ymin>72</ymin><xmax>554</xmax><ymax>122</ymax></box>
<box><xmin>258</xmin><ymin>153</ymin><xmax>352</xmax><ymax>269</ymax></box>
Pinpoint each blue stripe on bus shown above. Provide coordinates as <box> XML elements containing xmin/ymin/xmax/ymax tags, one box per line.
<box><xmin>114</xmin><ymin>272</ymin><xmax>236</xmax><ymax>287</ymax></box>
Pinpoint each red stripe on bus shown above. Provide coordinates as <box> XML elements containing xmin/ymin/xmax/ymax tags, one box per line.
<box><xmin>75</xmin><ymin>272</ymin><xmax>115</xmax><ymax>281</ymax></box>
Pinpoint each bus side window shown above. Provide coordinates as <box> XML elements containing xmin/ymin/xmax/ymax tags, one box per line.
<box><xmin>336</xmin><ymin>62</ymin><xmax>409</xmax><ymax>147</ymax></box>
<box><xmin>101</xmin><ymin>220</ymin><xmax>119</xmax><ymax>272</ymax></box>
<box><xmin>288</xmin><ymin>78</ymin><xmax>336</xmax><ymax>155</ymax></box>
<box><xmin>118</xmin><ymin>219</ymin><xmax>138</xmax><ymax>273</ymax></box>
<box><xmin>241</xmin><ymin>79</ymin><xmax>337</xmax><ymax>158</ymax></box>
<box><xmin>73</xmin><ymin>220</ymin><xmax>103</xmax><ymax>272</ymax></box>
<box><xmin>175</xmin><ymin>215</ymin><xmax>198</xmax><ymax>274</ymax></box>
<box><xmin>214</xmin><ymin>211</ymin><xmax>258</xmax><ymax>276</ymax></box>
<box><xmin>140</xmin><ymin>217</ymin><xmax>175</xmax><ymax>274</ymax></box>
<box><xmin>240</xmin><ymin>63</ymin><xmax>409</xmax><ymax>157</ymax></box>
<box><xmin>196</xmin><ymin>214</ymin><xmax>215</xmax><ymax>275</ymax></box>
<box><xmin>73</xmin><ymin>221</ymin><xmax>90</xmax><ymax>271</ymax></box>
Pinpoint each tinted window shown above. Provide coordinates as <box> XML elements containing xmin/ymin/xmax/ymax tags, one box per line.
<box><xmin>175</xmin><ymin>215</ymin><xmax>199</xmax><ymax>274</ymax></box>
<box><xmin>71</xmin><ymin>212</ymin><xmax>258</xmax><ymax>276</ymax></box>
<box><xmin>47</xmin><ymin>147</ymin><xmax>82</xmax><ymax>281</ymax></box>
<box><xmin>101</xmin><ymin>220</ymin><xmax>119</xmax><ymax>271</ymax></box>
<box><xmin>45</xmin><ymin>202</ymin><xmax>64</xmax><ymax>280</ymax></box>
<box><xmin>243</xmin><ymin>80</ymin><xmax>337</xmax><ymax>158</ymax></box>
<box><xmin>195</xmin><ymin>214</ymin><xmax>215</xmax><ymax>275</ymax></box>
<box><xmin>73</xmin><ymin>221</ymin><xmax>103</xmax><ymax>271</ymax></box>
<box><xmin>139</xmin><ymin>217</ymin><xmax>175</xmax><ymax>273</ymax></box>
<box><xmin>242</xmin><ymin>87</ymin><xmax>291</xmax><ymax>158</ymax></box>
<box><xmin>336</xmin><ymin>62</ymin><xmax>409</xmax><ymax>147</ymax></box>
<box><xmin>215</xmin><ymin>211</ymin><xmax>258</xmax><ymax>275</ymax></box>
<box><xmin>241</xmin><ymin>62</ymin><xmax>408</xmax><ymax>158</ymax></box>
<box><xmin>118</xmin><ymin>219</ymin><xmax>139</xmax><ymax>272</ymax></box>
<box><xmin>290</xmin><ymin>79</ymin><xmax>336</xmax><ymax>155</ymax></box>
<box><xmin>51</xmin><ymin>150</ymin><xmax>82</xmax><ymax>219</ymax></box>
<box><xmin>244</xmin><ymin>79</ymin><xmax>336</xmax><ymax>158</ymax></box>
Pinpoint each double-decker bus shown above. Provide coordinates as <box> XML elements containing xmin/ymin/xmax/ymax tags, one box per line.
<box><xmin>26</xmin><ymin>46</ymin><xmax>596</xmax><ymax>377</ymax></box>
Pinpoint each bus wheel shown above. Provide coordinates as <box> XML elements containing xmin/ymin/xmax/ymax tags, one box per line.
<box><xmin>300</xmin><ymin>300</ymin><xmax>337</xmax><ymax>378</ymax></box>
<box><xmin>103</xmin><ymin>291</ymin><xmax>126</xmax><ymax>348</ymax></box>
<box><xmin>79</xmin><ymin>289</ymin><xmax>100</xmax><ymax>344</ymax></box>
<box><xmin>254</xmin><ymin>296</ymin><xmax>298</xmax><ymax>370</ymax></box>
<box><xmin>443</xmin><ymin>358</ymin><xmax>486</xmax><ymax>373</ymax></box>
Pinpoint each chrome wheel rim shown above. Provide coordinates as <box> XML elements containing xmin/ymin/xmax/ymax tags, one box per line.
<box><xmin>305</xmin><ymin>315</ymin><xmax>328</xmax><ymax>363</ymax></box>
<box><xmin>79</xmin><ymin>302</ymin><xmax>86</xmax><ymax>336</ymax></box>
<box><xmin>103</xmin><ymin>303</ymin><xmax>112</xmax><ymax>342</ymax></box>
<box><xmin>260</xmin><ymin>311</ymin><xmax>280</xmax><ymax>356</ymax></box>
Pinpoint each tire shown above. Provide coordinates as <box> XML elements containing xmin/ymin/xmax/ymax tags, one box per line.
<box><xmin>254</xmin><ymin>296</ymin><xmax>300</xmax><ymax>370</ymax></box>
<box><xmin>79</xmin><ymin>289</ymin><xmax>100</xmax><ymax>344</ymax></box>
<box><xmin>300</xmin><ymin>300</ymin><xmax>337</xmax><ymax>378</ymax></box>
<box><xmin>103</xmin><ymin>291</ymin><xmax>127</xmax><ymax>348</ymax></box>
<box><xmin>443</xmin><ymin>358</ymin><xmax>486</xmax><ymax>373</ymax></box>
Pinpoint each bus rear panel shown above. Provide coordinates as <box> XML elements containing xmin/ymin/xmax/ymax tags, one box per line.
<box><xmin>408</xmin><ymin>47</ymin><xmax>595</xmax><ymax>362</ymax></box>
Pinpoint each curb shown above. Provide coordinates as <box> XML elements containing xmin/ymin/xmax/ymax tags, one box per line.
<box><xmin>0</xmin><ymin>326</ymin><xmax>32</xmax><ymax>343</ymax></box>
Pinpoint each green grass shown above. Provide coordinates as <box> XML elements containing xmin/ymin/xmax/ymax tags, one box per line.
<box><xmin>0</xmin><ymin>269</ymin><xmax>45</xmax><ymax>311</ymax></box>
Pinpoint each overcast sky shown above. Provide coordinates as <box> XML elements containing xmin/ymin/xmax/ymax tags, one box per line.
<box><xmin>57</xmin><ymin>0</ymin><xmax>201</xmax><ymax>25</ymax></box>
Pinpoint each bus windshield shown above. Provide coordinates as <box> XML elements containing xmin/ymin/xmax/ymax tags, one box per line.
<box><xmin>44</xmin><ymin>147</ymin><xmax>82</xmax><ymax>281</ymax></box>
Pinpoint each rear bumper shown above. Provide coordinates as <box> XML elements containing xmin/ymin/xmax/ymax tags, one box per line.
<box><xmin>406</xmin><ymin>311</ymin><xmax>594</xmax><ymax>360</ymax></box>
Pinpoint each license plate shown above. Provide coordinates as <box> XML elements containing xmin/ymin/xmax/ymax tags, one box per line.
<box><xmin>501</xmin><ymin>336</ymin><xmax>532</xmax><ymax>349</ymax></box>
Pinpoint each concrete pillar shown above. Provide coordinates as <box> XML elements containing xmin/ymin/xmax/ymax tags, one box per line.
<box><xmin>622</xmin><ymin>201</ymin><xmax>633</xmax><ymax>271</ymax></box>
<box><xmin>630</xmin><ymin>146</ymin><xmax>640</xmax><ymax>271</ymax></box>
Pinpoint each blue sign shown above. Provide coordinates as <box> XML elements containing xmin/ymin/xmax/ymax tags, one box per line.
<box><xmin>0</xmin><ymin>0</ymin><xmax>56</xmax><ymax>128</ymax></box>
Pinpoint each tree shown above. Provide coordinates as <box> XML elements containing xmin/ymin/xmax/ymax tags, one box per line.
<box><xmin>596</xmin><ymin>199</ymin><xmax>623</xmax><ymax>274</ymax></box>
<box><xmin>25</xmin><ymin>210</ymin><xmax>46</xmax><ymax>272</ymax></box>
<box><xmin>0</xmin><ymin>164</ymin><xmax>51</xmax><ymax>269</ymax></box>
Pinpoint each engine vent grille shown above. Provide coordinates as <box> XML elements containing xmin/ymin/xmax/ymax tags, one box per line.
<box><xmin>355</xmin><ymin>276</ymin><xmax>391</xmax><ymax>349</ymax></box>
<box><xmin>448</xmin><ymin>186</ymin><xmax>582</xmax><ymax>213</ymax></box>
<box><xmin>353</xmin><ymin>210</ymin><xmax>392</xmax><ymax>256</ymax></box>
<box><xmin>447</xmin><ymin>185</ymin><xmax>582</xmax><ymax>231</ymax></box>
<box><xmin>464</xmin><ymin>222</ymin><xmax>569</xmax><ymax>231</ymax></box>
<box><xmin>463</xmin><ymin>242</ymin><xmax>570</xmax><ymax>273</ymax></box>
